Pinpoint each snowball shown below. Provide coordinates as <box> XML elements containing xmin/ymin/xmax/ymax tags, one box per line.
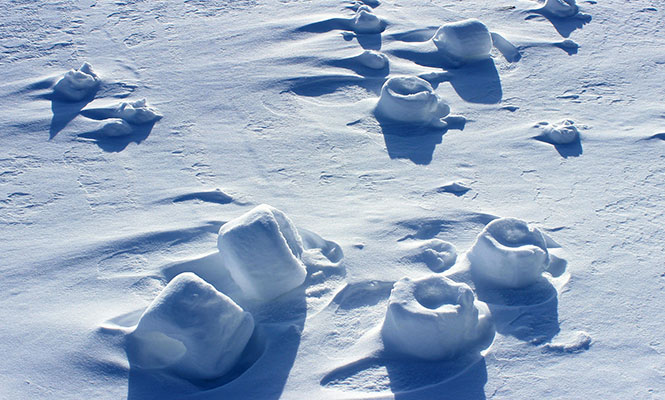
<box><xmin>217</xmin><ymin>204</ymin><xmax>307</xmax><ymax>302</ymax></box>
<box><xmin>433</xmin><ymin>19</ymin><xmax>493</xmax><ymax>62</ymax></box>
<box><xmin>375</xmin><ymin>76</ymin><xmax>450</xmax><ymax>127</ymax></box>
<box><xmin>53</xmin><ymin>62</ymin><xmax>100</xmax><ymax>101</ymax></box>
<box><xmin>543</xmin><ymin>0</ymin><xmax>579</xmax><ymax>17</ymax></box>
<box><xmin>543</xmin><ymin>119</ymin><xmax>579</xmax><ymax>144</ymax></box>
<box><xmin>116</xmin><ymin>99</ymin><xmax>162</xmax><ymax>124</ymax></box>
<box><xmin>467</xmin><ymin>218</ymin><xmax>550</xmax><ymax>288</ymax></box>
<box><xmin>99</xmin><ymin>118</ymin><xmax>133</xmax><ymax>137</ymax></box>
<box><xmin>352</xmin><ymin>6</ymin><xmax>383</xmax><ymax>34</ymax></box>
<box><xmin>128</xmin><ymin>273</ymin><xmax>254</xmax><ymax>380</ymax></box>
<box><xmin>381</xmin><ymin>275</ymin><xmax>492</xmax><ymax>360</ymax></box>
<box><xmin>357</xmin><ymin>50</ymin><xmax>388</xmax><ymax>70</ymax></box>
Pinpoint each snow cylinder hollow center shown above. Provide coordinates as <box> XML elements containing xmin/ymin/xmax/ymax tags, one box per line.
<box><xmin>381</xmin><ymin>275</ymin><xmax>493</xmax><ymax>360</ymax></box>
<box><xmin>467</xmin><ymin>218</ymin><xmax>550</xmax><ymax>288</ymax></box>
<box><xmin>433</xmin><ymin>19</ymin><xmax>493</xmax><ymax>62</ymax></box>
<box><xmin>375</xmin><ymin>76</ymin><xmax>450</xmax><ymax>127</ymax></box>
<box><xmin>127</xmin><ymin>272</ymin><xmax>255</xmax><ymax>380</ymax></box>
<box><xmin>217</xmin><ymin>204</ymin><xmax>307</xmax><ymax>302</ymax></box>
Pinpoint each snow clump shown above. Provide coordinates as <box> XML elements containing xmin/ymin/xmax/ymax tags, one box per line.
<box><xmin>543</xmin><ymin>0</ymin><xmax>579</xmax><ymax>17</ymax></box>
<box><xmin>381</xmin><ymin>275</ymin><xmax>493</xmax><ymax>360</ymax></box>
<box><xmin>53</xmin><ymin>62</ymin><xmax>100</xmax><ymax>101</ymax></box>
<box><xmin>433</xmin><ymin>19</ymin><xmax>493</xmax><ymax>62</ymax></box>
<box><xmin>375</xmin><ymin>76</ymin><xmax>450</xmax><ymax>128</ymax></box>
<box><xmin>352</xmin><ymin>6</ymin><xmax>383</xmax><ymax>34</ymax></box>
<box><xmin>542</xmin><ymin>119</ymin><xmax>579</xmax><ymax>144</ymax></box>
<box><xmin>116</xmin><ymin>99</ymin><xmax>162</xmax><ymax>124</ymax></box>
<box><xmin>99</xmin><ymin>119</ymin><xmax>133</xmax><ymax>137</ymax></box>
<box><xmin>128</xmin><ymin>273</ymin><xmax>254</xmax><ymax>380</ymax></box>
<box><xmin>467</xmin><ymin>218</ymin><xmax>550</xmax><ymax>288</ymax></box>
<box><xmin>357</xmin><ymin>50</ymin><xmax>389</xmax><ymax>70</ymax></box>
<box><xmin>217</xmin><ymin>204</ymin><xmax>307</xmax><ymax>301</ymax></box>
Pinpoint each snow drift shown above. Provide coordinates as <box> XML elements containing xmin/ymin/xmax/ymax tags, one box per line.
<box><xmin>217</xmin><ymin>204</ymin><xmax>307</xmax><ymax>301</ymax></box>
<box><xmin>467</xmin><ymin>218</ymin><xmax>550</xmax><ymax>288</ymax></box>
<box><xmin>127</xmin><ymin>272</ymin><xmax>254</xmax><ymax>380</ymax></box>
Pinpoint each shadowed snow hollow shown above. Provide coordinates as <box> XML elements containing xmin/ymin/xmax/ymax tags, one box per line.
<box><xmin>127</xmin><ymin>273</ymin><xmax>254</xmax><ymax>380</ymax></box>
<box><xmin>433</xmin><ymin>19</ymin><xmax>493</xmax><ymax>63</ymax></box>
<box><xmin>467</xmin><ymin>218</ymin><xmax>550</xmax><ymax>288</ymax></box>
<box><xmin>53</xmin><ymin>62</ymin><xmax>100</xmax><ymax>101</ymax></box>
<box><xmin>217</xmin><ymin>204</ymin><xmax>307</xmax><ymax>301</ymax></box>
<box><xmin>376</xmin><ymin>76</ymin><xmax>450</xmax><ymax>128</ymax></box>
<box><xmin>381</xmin><ymin>275</ymin><xmax>493</xmax><ymax>360</ymax></box>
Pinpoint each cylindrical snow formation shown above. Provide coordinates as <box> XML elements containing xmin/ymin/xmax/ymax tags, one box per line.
<box><xmin>128</xmin><ymin>273</ymin><xmax>254</xmax><ymax>380</ymax></box>
<box><xmin>543</xmin><ymin>119</ymin><xmax>579</xmax><ymax>144</ymax></box>
<box><xmin>543</xmin><ymin>0</ymin><xmax>578</xmax><ymax>17</ymax></box>
<box><xmin>381</xmin><ymin>275</ymin><xmax>492</xmax><ymax>360</ymax></box>
<box><xmin>375</xmin><ymin>76</ymin><xmax>450</xmax><ymax>127</ymax></box>
<box><xmin>352</xmin><ymin>6</ymin><xmax>383</xmax><ymax>34</ymax></box>
<box><xmin>53</xmin><ymin>62</ymin><xmax>100</xmax><ymax>101</ymax></box>
<box><xmin>217</xmin><ymin>204</ymin><xmax>307</xmax><ymax>302</ymax></box>
<box><xmin>357</xmin><ymin>50</ymin><xmax>389</xmax><ymax>70</ymax></box>
<box><xmin>467</xmin><ymin>218</ymin><xmax>550</xmax><ymax>288</ymax></box>
<box><xmin>433</xmin><ymin>19</ymin><xmax>493</xmax><ymax>62</ymax></box>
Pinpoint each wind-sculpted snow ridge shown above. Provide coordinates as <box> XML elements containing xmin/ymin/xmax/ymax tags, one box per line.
<box><xmin>217</xmin><ymin>204</ymin><xmax>308</xmax><ymax>302</ymax></box>
<box><xmin>467</xmin><ymin>218</ymin><xmax>550</xmax><ymax>288</ymax></box>
<box><xmin>381</xmin><ymin>275</ymin><xmax>494</xmax><ymax>360</ymax></box>
<box><xmin>53</xmin><ymin>62</ymin><xmax>100</xmax><ymax>101</ymax></box>
<box><xmin>433</xmin><ymin>19</ymin><xmax>493</xmax><ymax>63</ymax></box>
<box><xmin>127</xmin><ymin>272</ymin><xmax>254</xmax><ymax>380</ymax></box>
<box><xmin>375</xmin><ymin>76</ymin><xmax>450</xmax><ymax>128</ymax></box>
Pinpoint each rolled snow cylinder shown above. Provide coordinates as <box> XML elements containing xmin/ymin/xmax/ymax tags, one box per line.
<box><xmin>467</xmin><ymin>218</ymin><xmax>550</xmax><ymax>288</ymax></box>
<box><xmin>357</xmin><ymin>50</ymin><xmax>389</xmax><ymax>70</ymax></box>
<box><xmin>352</xmin><ymin>6</ymin><xmax>383</xmax><ymax>34</ymax></box>
<box><xmin>543</xmin><ymin>119</ymin><xmax>579</xmax><ymax>144</ymax></box>
<box><xmin>128</xmin><ymin>273</ymin><xmax>254</xmax><ymax>380</ymax></box>
<box><xmin>116</xmin><ymin>99</ymin><xmax>162</xmax><ymax>124</ymax></box>
<box><xmin>99</xmin><ymin>118</ymin><xmax>133</xmax><ymax>137</ymax></box>
<box><xmin>217</xmin><ymin>204</ymin><xmax>307</xmax><ymax>302</ymax></box>
<box><xmin>375</xmin><ymin>76</ymin><xmax>450</xmax><ymax>126</ymax></box>
<box><xmin>433</xmin><ymin>19</ymin><xmax>493</xmax><ymax>62</ymax></box>
<box><xmin>543</xmin><ymin>0</ymin><xmax>579</xmax><ymax>17</ymax></box>
<box><xmin>381</xmin><ymin>275</ymin><xmax>492</xmax><ymax>360</ymax></box>
<box><xmin>53</xmin><ymin>62</ymin><xmax>100</xmax><ymax>101</ymax></box>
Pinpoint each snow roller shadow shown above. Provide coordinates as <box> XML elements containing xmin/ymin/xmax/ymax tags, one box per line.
<box><xmin>420</xmin><ymin>59</ymin><xmax>503</xmax><ymax>104</ymax></box>
<box><xmin>533</xmin><ymin>134</ymin><xmax>583</xmax><ymax>158</ymax></box>
<box><xmin>40</xmin><ymin>90</ymin><xmax>98</xmax><ymax>139</ymax></box>
<box><xmin>526</xmin><ymin>11</ymin><xmax>592</xmax><ymax>38</ymax></box>
<box><xmin>378</xmin><ymin>116</ymin><xmax>466</xmax><ymax>165</ymax></box>
<box><xmin>286</xmin><ymin>74</ymin><xmax>384</xmax><ymax>98</ymax></box>
<box><xmin>76</xmin><ymin>120</ymin><xmax>157</xmax><ymax>153</ymax></box>
<box><xmin>326</xmin><ymin>57</ymin><xmax>389</xmax><ymax>78</ymax></box>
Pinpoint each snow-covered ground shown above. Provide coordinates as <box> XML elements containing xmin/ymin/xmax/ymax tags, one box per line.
<box><xmin>1</xmin><ymin>0</ymin><xmax>664</xmax><ymax>399</ymax></box>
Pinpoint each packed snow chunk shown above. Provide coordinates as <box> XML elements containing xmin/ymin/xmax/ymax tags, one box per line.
<box><xmin>99</xmin><ymin>118</ymin><xmax>133</xmax><ymax>137</ymax></box>
<box><xmin>357</xmin><ymin>50</ymin><xmax>389</xmax><ymax>70</ymax></box>
<box><xmin>116</xmin><ymin>99</ymin><xmax>162</xmax><ymax>124</ymax></box>
<box><xmin>542</xmin><ymin>119</ymin><xmax>579</xmax><ymax>144</ymax></box>
<box><xmin>467</xmin><ymin>218</ymin><xmax>550</xmax><ymax>288</ymax></box>
<box><xmin>433</xmin><ymin>19</ymin><xmax>493</xmax><ymax>62</ymax></box>
<box><xmin>375</xmin><ymin>76</ymin><xmax>450</xmax><ymax>127</ymax></box>
<box><xmin>217</xmin><ymin>204</ymin><xmax>307</xmax><ymax>301</ymax></box>
<box><xmin>352</xmin><ymin>6</ymin><xmax>383</xmax><ymax>34</ymax></box>
<box><xmin>405</xmin><ymin>239</ymin><xmax>457</xmax><ymax>272</ymax></box>
<box><xmin>128</xmin><ymin>273</ymin><xmax>254</xmax><ymax>380</ymax></box>
<box><xmin>381</xmin><ymin>275</ymin><xmax>492</xmax><ymax>360</ymax></box>
<box><xmin>543</xmin><ymin>0</ymin><xmax>579</xmax><ymax>17</ymax></box>
<box><xmin>53</xmin><ymin>62</ymin><xmax>100</xmax><ymax>101</ymax></box>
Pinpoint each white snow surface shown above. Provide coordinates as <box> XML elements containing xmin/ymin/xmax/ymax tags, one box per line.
<box><xmin>1</xmin><ymin>0</ymin><xmax>665</xmax><ymax>399</ymax></box>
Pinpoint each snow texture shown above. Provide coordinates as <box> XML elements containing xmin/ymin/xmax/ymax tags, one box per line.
<box><xmin>53</xmin><ymin>62</ymin><xmax>100</xmax><ymax>101</ymax></box>
<box><xmin>467</xmin><ymin>218</ymin><xmax>550</xmax><ymax>288</ymax></box>
<box><xmin>375</xmin><ymin>76</ymin><xmax>450</xmax><ymax>127</ymax></box>
<box><xmin>433</xmin><ymin>19</ymin><xmax>493</xmax><ymax>62</ymax></box>
<box><xmin>381</xmin><ymin>275</ymin><xmax>493</xmax><ymax>360</ymax></box>
<box><xmin>542</xmin><ymin>119</ymin><xmax>580</xmax><ymax>144</ymax></box>
<box><xmin>127</xmin><ymin>272</ymin><xmax>254</xmax><ymax>380</ymax></box>
<box><xmin>217</xmin><ymin>204</ymin><xmax>307</xmax><ymax>302</ymax></box>
<box><xmin>543</xmin><ymin>0</ymin><xmax>579</xmax><ymax>17</ymax></box>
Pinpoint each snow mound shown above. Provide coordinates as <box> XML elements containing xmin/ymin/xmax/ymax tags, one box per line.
<box><xmin>217</xmin><ymin>204</ymin><xmax>307</xmax><ymax>301</ymax></box>
<box><xmin>381</xmin><ymin>275</ymin><xmax>493</xmax><ymax>360</ymax></box>
<box><xmin>543</xmin><ymin>0</ymin><xmax>579</xmax><ymax>17</ymax></box>
<box><xmin>53</xmin><ymin>62</ymin><xmax>100</xmax><ymax>101</ymax></box>
<box><xmin>352</xmin><ymin>6</ymin><xmax>383</xmax><ymax>34</ymax></box>
<box><xmin>128</xmin><ymin>272</ymin><xmax>254</xmax><ymax>380</ymax></box>
<box><xmin>433</xmin><ymin>19</ymin><xmax>493</xmax><ymax>62</ymax></box>
<box><xmin>99</xmin><ymin>119</ymin><xmax>133</xmax><ymax>137</ymax></box>
<box><xmin>542</xmin><ymin>119</ymin><xmax>579</xmax><ymax>144</ymax></box>
<box><xmin>375</xmin><ymin>76</ymin><xmax>450</xmax><ymax>128</ymax></box>
<box><xmin>116</xmin><ymin>99</ymin><xmax>162</xmax><ymax>125</ymax></box>
<box><xmin>357</xmin><ymin>50</ymin><xmax>389</xmax><ymax>70</ymax></box>
<box><xmin>545</xmin><ymin>331</ymin><xmax>592</xmax><ymax>353</ymax></box>
<box><xmin>467</xmin><ymin>218</ymin><xmax>550</xmax><ymax>288</ymax></box>
<box><xmin>404</xmin><ymin>239</ymin><xmax>457</xmax><ymax>272</ymax></box>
